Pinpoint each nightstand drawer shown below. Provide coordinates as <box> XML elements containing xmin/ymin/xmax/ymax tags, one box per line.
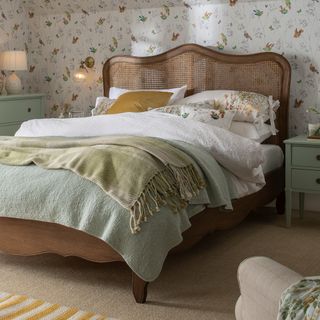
<box><xmin>292</xmin><ymin>146</ymin><xmax>320</xmax><ymax>168</ymax></box>
<box><xmin>0</xmin><ymin>123</ymin><xmax>21</xmax><ymax>136</ymax></box>
<box><xmin>0</xmin><ymin>99</ymin><xmax>41</xmax><ymax>124</ymax></box>
<box><xmin>292</xmin><ymin>169</ymin><xmax>320</xmax><ymax>191</ymax></box>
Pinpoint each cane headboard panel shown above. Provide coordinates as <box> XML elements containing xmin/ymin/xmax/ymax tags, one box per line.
<box><xmin>103</xmin><ymin>44</ymin><xmax>291</xmax><ymax>146</ymax></box>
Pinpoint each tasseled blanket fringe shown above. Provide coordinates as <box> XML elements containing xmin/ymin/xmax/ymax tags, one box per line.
<box><xmin>130</xmin><ymin>165</ymin><xmax>206</xmax><ymax>234</ymax></box>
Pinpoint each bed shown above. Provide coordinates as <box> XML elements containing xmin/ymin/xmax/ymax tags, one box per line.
<box><xmin>0</xmin><ymin>44</ymin><xmax>291</xmax><ymax>303</ymax></box>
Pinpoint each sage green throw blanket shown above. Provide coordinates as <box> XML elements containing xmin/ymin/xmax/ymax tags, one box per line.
<box><xmin>0</xmin><ymin>136</ymin><xmax>205</xmax><ymax>234</ymax></box>
<box><xmin>0</xmin><ymin>139</ymin><xmax>232</xmax><ymax>281</ymax></box>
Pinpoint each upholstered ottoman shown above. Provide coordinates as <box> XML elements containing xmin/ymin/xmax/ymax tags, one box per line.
<box><xmin>236</xmin><ymin>257</ymin><xmax>302</xmax><ymax>320</ymax></box>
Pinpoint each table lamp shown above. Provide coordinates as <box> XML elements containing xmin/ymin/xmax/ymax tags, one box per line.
<box><xmin>0</xmin><ymin>51</ymin><xmax>27</xmax><ymax>95</ymax></box>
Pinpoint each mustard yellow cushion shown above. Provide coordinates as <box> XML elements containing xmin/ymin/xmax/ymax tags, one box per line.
<box><xmin>106</xmin><ymin>91</ymin><xmax>173</xmax><ymax>114</ymax></box>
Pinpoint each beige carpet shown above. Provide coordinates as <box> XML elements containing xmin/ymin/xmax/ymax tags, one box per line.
<box><xmin>0</xmin><ymin>209</ymin><xmax>320</xmax><ymax>320</ymax></box>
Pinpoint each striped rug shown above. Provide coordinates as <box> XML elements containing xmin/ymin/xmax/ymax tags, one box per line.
<box><xmin>0</xmin><ymin>292</ymin><xmax>114</xmax><ymax>320</ymax></box>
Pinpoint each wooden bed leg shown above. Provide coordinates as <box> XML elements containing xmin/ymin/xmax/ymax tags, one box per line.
<box><xmin>132</xmin><ymin>272</ymin><xmax>149</xmax><ymax>304</ymax></box>
<box><xmin>276</xmin><ymin>191</ymin><xmax>285</xmax><ymax>215</ymax></box>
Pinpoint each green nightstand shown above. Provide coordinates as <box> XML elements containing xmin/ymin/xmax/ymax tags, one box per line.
<box><xmin>0</xmin><ymin>93</ymin><xmax>45</xmax><ymax>135</ymax></box>
<box><xmin>284</xmin><ymin>135</ymin><xmax>320</xmax><ymax>227</ymax></box>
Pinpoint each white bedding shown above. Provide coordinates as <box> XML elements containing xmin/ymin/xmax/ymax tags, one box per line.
<box><xmin>16</xmin><ymin>112</ymin><xmax>266</xmax><ymax>195</ymax></box>
<box><xmin>224</xmin><ymin>144</ymin><xmax>283</xmax><ymax>199</ymax></box>
<box><xmin>261</xmin><ymin>144</ymin><xmax>284</xmax><ymax>173</ymax></box>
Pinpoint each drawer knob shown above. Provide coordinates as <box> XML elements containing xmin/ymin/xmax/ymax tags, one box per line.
<box><xmin>27</xmin><ymin>107</ymin><xmax>31</xmax><ymax>112</ymax></box>
<box><xmin>317</xmin><ymin>178</ymin><xmax>320</xmax><ymax>184</ymax></box>
<box><xmin>317</xmin><ymin>155</ymin><xmax>320</xmax><ymax>161</ymax></box>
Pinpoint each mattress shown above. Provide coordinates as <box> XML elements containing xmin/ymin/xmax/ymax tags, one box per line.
<box><xmin>261</xmin><ymin>144</ymin><xmax>284</xmax><ymax>173</ymax></box>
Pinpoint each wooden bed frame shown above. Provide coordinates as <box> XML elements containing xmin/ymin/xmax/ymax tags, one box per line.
<box><xmin>0</xmin><ymin>44</ymin><xmax>291</xmax><ymax>303</ymax></box>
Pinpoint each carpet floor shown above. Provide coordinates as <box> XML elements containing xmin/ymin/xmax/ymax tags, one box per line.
<box><xmin>0</xmin><ymin>209</ymin><xmax>319</xmax><ymax>320</ymax></box>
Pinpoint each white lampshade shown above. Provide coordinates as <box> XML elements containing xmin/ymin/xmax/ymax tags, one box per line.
<box><xmin>0</xmin><ymin>51</ymin><xmax>27</xmax><ymax>71</ymax></box>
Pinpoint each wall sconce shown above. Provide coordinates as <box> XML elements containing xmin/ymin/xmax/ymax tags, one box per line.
<box><xmin>74</xmin><ymin>56</ymin><xmax>95</xmax><ymax>82</ymax></box>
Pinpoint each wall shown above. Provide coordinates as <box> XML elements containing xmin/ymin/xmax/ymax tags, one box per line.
<box><xmin>0</xmin><ymin>0</ymin><xmax>31</xmax><ymax>92</ymax></box>
<box><xmin>26</xmin><ymin>4</ymin><xmax>192</xmax><ymax>117</ymax></box>
<box><xmin>1</xmin><ymin>0</ymin><xmax>319</xmax><ymax>135</ymax></box>
<box><xmin>23</xmin><ymin>0</ymin><xmax>319</xmax><ymax>136</ymax></box>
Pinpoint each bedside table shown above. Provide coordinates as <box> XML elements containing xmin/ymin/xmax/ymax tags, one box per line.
<box><xmin>0</xmin><ymin>94</ymin><xmax>45</xmax><ymax>135</ymax></box>
<box><xmin>284</xmin><ymin>135</ymin><xmax>320</xmax><ymax>227</ymax></box>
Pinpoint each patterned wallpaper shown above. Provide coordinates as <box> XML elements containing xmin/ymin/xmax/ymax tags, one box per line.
<box><xmin>1</xmin><ymin>0</ymin><xmax>320</xmax><ymax>136</ymax></box>
<box><xmin>23</xmin><ymin>0</ymin><xmax>273</xmax><ymax>15</ymax></box>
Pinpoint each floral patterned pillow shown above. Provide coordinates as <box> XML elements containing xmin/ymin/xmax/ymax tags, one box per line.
<box><xmin>176</xmin><ymin>90</ymin><xmax>279</xmax><ymax>135</ymax></box>
<box><xmin>180</xmin><ymin>104</ymin><xmax>235</xmax><ymax>129</ymax></box>
<box><xmin>210</xmin><ymin>91</ymin><xmax>280</xmax><ymax>135</ymax></box>
<box><xmin>92</xmin><ymin>97</ymin><xmax>116</xmax><ymax>116</ymax></box>
<box><xmin>150</xmin><ymin>105</ymin><xmax>182</xmax><ymax>116</ymax></box>
<box><xmin>216</xmin><ymin>91</ymin><xmax>277</xmax><ymax>119</ymax></box>
<box><xmin>152</xmin><ymin>102</ymin><xmax>235</xmax><ymax>130</ymax></box>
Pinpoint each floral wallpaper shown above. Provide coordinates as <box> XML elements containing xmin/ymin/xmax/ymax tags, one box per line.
<box><xmin>1</xmin><ymin>0</ymin><xmax>320</xmax><ymax>136</ymax></box>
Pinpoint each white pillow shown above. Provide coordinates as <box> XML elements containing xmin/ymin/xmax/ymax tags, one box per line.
<box><xmin>176</xmin><ymin>91</ymin><xmax>226</xmax><ymax>105</ymax></box>
<box><xmin>109</xmin><ymin>85</ymin><xmax>187</xmax><ymax>105</ymax></box>
<box><xmin>229</xmin><ymin>122</ymin><xmax>274</xmax><ymax>143</ymax></box>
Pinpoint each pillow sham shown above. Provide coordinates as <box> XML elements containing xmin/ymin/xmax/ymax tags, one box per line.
<box><xmin>229</xmin><ymin>122</ymin><xmax>274</xmax><ymax>143</ymax></box>
<box><xmin>176</xmin><ymin>90</ymin><xmax>280</xmax><ymax>135</ymax></box>
<box><xmin>152</xmin><ymin>102</ymin><xmax>235</xmax><ymax>130</ymax></box>
<box><xmin>106</xmin><ymin>91</ymin><xmax>173</xmax><ymax>114</ymax></box>
<box><xmin>180</xmin><ymin>104</ymin><xmax>235</xmax><ymax>129</ymax></box>
<box><xmin>92</xmin><ymin>97</ymin><xmax>116</xmax><ymax>116</ymax></box>
<box><xmin>109</xmin><ymin>85</ymin><xmax>187</xmax><ymax>105</ymax></box>
<box><xmin>152</xmin><ymin>101</ymin><xmax>223</xmax><ymax>116</ymax></box>
<box><xmin>151</xmin><ymin>105</ymin><xmax>183</xmax><ymax>116</ymax></box>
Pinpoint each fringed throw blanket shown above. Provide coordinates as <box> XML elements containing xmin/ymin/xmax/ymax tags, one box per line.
<box><xmin>0</xmin><ymin>135</ymin><xmax>205</xmax><ymax>233</ymax></box>
<box><xmin>278</xmin><ymin>278</ymin><xmax>320</xmax><ymax>320</ymax></box>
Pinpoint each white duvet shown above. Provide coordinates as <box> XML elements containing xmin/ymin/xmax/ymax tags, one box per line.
<box><xmin>16</xmin><ymin>112</ymin><xmax>266</xmax><ymax>193</ymax></box>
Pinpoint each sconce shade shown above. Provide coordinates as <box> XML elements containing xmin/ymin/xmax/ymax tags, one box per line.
<box><xmin>0</xmin><ymin>51</ymin><xmax>27</xmax><ymax>71</ymax></box>
<box><xmin>74</xmin><ymin>67</ymin><xmax>87</xmax><ymax>82</ymax></box>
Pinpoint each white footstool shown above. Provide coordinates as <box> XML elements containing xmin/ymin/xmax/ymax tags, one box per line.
<box><xmin>236</xmin><ymin>257</ymin><xmax>302</xmax><ymax>320</ymax></box>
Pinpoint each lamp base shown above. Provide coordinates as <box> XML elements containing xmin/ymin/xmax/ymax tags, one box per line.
<box><xmin>0</xmin><ymin>77</ymin><xmax>7</xmax><ymax>96</ymax></box>
<box><xmin>6</xmin><ymin>72</ymin><xmax>22</xmax><ymax>95</ymax></box>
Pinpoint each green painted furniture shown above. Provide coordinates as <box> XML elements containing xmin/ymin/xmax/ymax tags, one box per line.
<box><xmin>0</xmin><ymin>94</ymin><xmax>45</xmax><ymax>136</ymax></box>
<box><xmin>284</xmin><ymin>135</ymin><xmax>320</xmax><ymax>227</ymax></box>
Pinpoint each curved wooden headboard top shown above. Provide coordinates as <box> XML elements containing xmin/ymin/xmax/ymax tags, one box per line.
<box><xmin>103</xmin><ymin>43</ymin><xmax>291</xmax><ymax>146</ymax></box>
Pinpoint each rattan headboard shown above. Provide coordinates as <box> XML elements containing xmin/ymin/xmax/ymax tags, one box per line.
<box><xmin>103</xmin><ymin>44</ymin><xmax>291</xmax><ymax>146</ymax></box>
